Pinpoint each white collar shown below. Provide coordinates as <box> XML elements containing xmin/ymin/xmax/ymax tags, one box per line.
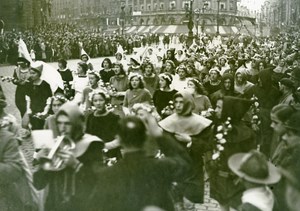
<box><xmin>242</xmin><ymin>186</ymin><xmax>274</xmax><ymax>211</ymax></box>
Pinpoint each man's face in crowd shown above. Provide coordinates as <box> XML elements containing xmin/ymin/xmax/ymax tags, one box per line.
<box><xmin>57</xmin><ymin>114</ymin><xmax>72</xmax><ymax>136</ymax></box>
<box><xmin>174</xmin><ymin>96</ymin><xmax>184</xmax><ymax>114</ymax></box>
<box><xmin>223</xmin><ymin>79</ymin><xmax>232</xmax><ymax>91</ymax></box>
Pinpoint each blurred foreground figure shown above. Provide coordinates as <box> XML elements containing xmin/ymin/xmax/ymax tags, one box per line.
<box><xmin>33</xmin><ymin>102</ymin><xmax>104</xmax><ymax>211</ymax></box>
<box><xmin>87</xmin><ymin>115</ymin><xmax>191</xmax><ymax>211</ymax></box>
<box><xmin>228</xmin><ymin>150</ymin><xmax>281</xmax><ymax>211</ymax></box>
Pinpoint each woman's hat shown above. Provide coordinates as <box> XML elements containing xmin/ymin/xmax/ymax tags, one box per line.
<box><xmin>130</xmin><ymin>56</ymin><xmax>141</xmax><ymax>66</ymax></box>
<box><xmin>17</xmin><ymin>57</ymin><xmax>30</xmax><ymax>66</ymax></box>
<box><xmin>228</xmin><ymin>150</ymin><xmax>281</xmax><ymax>185</ymax></box>
<box><xmin>30</xmin><ymin>62</ymin><xmax>43</xmax><ymax>74</ymax></box>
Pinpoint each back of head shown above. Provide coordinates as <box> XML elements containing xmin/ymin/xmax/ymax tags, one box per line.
<box><xmin>118</xmin><ymin>116</ymin><xmax>146</xmax><ymax>148</ymax></box>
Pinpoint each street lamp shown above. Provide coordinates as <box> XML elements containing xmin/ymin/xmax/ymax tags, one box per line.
<box><xmin>120</xmin><ymin>1</ymin><xmax>126</xmax><ymax>35</ymax></box>
<box><xmin>186</xmin><ymin>0</ymin><xmax>194</xmax><ymax>47</ymax></box>
<box><xmin>216</xmin><ymin>0</ymin><xmax>220</xmax><ymax>34</ymax></box>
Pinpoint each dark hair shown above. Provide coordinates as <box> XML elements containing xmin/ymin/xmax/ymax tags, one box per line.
<box><xmin>101</xmin><ymin>58</ymin><xmax>112</xmax><ymax>68</ymax></box>
<box><xmin>128</xmin><ymin>75</ymin><xmax>144</xmax><ymax>89</ymax></box>
<box><xmin>90</xmin><ymin>91</ymin><xmax>108</xmax><ymax>104</ymax></box>
<box><xmin>58</xmin><ymin>58</ymin><xmax>67</xmax><ymax>69</ymax></box>
<box><xmin>78</xmin><ymin>62</ymin><xmax>88</xmax><ymax>74</ymax></box>
<box><xmin>118</xmin><ymin>116</ymin><xmax>146</xmax><ymax>148</ymax></box>
<box><xmin>142</xmin><ymin>62</ymin><xmax>155</xmax><ymax>74</ymax></box>
<box><xmin>188</xmin><ymin>78</ymin><xmax>207</xmax><ymax>95</ymax></box>
<box><xmin>113</xmin><ymin>63</ymin><xmax>126</xmax><ymax>76</ymax></box>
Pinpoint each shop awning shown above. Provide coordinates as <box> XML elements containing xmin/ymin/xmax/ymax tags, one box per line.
<box><xmin>124</xmin><ymin>25</ymin><xmax>255</xmax><ymax>36</ymax></box>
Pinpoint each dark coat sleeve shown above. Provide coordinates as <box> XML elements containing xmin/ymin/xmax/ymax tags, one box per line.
<box><xmin>0</xmin><ymin>134</ymin><xmax>22</xmax><ymax>184</ymax></box>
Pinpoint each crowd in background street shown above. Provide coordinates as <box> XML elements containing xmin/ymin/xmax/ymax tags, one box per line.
<box><xmin>0</xmin><ymin>22</ymin><xmax>300</xmax><ymax>211</ymax></box>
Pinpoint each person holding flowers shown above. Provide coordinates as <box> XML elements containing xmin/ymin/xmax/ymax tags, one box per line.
<box><xmin>206</xmin><ymin>96</ymin><xmax>256</xmax><ymax>211</ymax></box>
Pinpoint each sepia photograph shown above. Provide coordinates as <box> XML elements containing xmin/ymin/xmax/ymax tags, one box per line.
<box><xmin>0</xmin><ymin>0</ymin><xmax>299</xmax><ymax>210</ymax></box>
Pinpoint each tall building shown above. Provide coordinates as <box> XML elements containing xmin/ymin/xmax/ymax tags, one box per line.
<box><xmin>0</xmin><ymin>0</ymin><xmax>51</xmax><ymax>30</ymax></box>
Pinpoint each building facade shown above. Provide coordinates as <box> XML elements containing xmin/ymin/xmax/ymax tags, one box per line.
<box><xmin>51</xmin><ymin>0</ymin><xmax>241</xmax><ymax>29</ymax></box>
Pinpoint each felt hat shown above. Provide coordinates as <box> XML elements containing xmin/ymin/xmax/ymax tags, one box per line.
<box><xmin>280</xmin><ymin>78</ymin><xmax>295</xmax><ymax>89</ymax></box>
<box><xmin>228</xmin><ymin>150</ymin><xmax>281</xmax><ymax>185</ymax></box>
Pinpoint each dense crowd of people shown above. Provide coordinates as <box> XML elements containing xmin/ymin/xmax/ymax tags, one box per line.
<box><xmin>0</xmin><ymin>25</ymin><xmax>300</xmax><ymax>211</ymax></box>
<box><xmin>0</xmin><ymin>23</ymin><xmax>169</xmax><ymax>64</ymax></box>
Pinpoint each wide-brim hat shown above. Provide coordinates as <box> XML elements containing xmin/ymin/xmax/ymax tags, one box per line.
<box><xmin>228</xmin><ymin>151</ymin><xmax>281</xmax><ymax>185</ymax></box>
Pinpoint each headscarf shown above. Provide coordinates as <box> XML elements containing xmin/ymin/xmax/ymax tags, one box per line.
<box><xmin>221</xmin><ymin>96</ymin><xmax>252</xmax><ymax>123</ymax></box>
<box><xmin>55</xmin><ymin>102</ymin><xmax>85</xmax><ymax>141</ymax></box>
<box><xmin>55</xmin><ymin>102</ymin><xmax>103</xmax><ymax>157</ymax></box>
<box><xmin>174</xmin><ymin>91</ymin><xmax>195</xmax><ymax>116</ymax></box>
<box><xmin>159</xmin><ymin>91</ymin><xmax>212</xmax><ymax>135</ymax></box>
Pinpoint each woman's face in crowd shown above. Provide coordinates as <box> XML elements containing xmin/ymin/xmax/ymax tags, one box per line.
<box><xmin>116</xmin><ymin>54</ymin><xmax>122</xmax><ymax>60</ymax></box>
<box><xmin>187</xmin><ymin>80</ymin><xmax>196</xmax><ymax>94</ymax></box>
<box><xmin>52</xmin><ymin>99</ymin><xmax>63</xmax><ymax>114</ymax></box>
<box><xmin>174</xmin><ymin>96</ymin><xmax>184</xmax><ymax>114</ymax></box>
<box><xmin>159</xmin><ymin>77</ymin><xmax>167</xmax><ymax>88</ymax></box>
<box><xmin>210</xmin><ymin>70</ymin><xmax>218</xmax><ymax>81</ymax></box>
<box><xmin>177</xmin><ymin>68</ymin><xmax>186</xmax><ymax>79</ymax></box>
<box><xmin>92</xmin><ymin>94</ymin><xmax>106</xmax><ymax>111</ymax></box>
<box><xmin>270</xmin><ymin>114</ymin><xmax>286</xmax><ymax>135</ymax></box>
<box><xmin>223</xmin><ymin>79</ymin><xmax>232</xmax><ymax>91</ymax></box>
<box><xmin>215</xmin><ymin>99</ymin><xmax>223</xmax><ymax>119</ymax></box>
<box><xmin>58</xmin><ymin>62</ymin><xmax>64</xmax><ymax>70</ymax></box>
<box><xmin>88</xmin><ymin>74</ymin><xmax>99</xmax><ymax>86</ymax></box>
<box><xmin>57</xmin><ymin>114</ymin><xmax>72</xmax><ymax>136</ymax></box>
<box><xmin>144</xmin><ymin>65</ymin><xmax>153</xmax><ymax>75</ymax></box>
<box><xmin>167</xmin><ymin>51</ymin><xmax>172</xmax><ymax>58</ymax></box>
<box><xmin>236</xmin><ymin>73</ymin><xmax>243</xmax><ymax>84</ymax></box>
<box><xmin>259</xmin><ymin>62</ymin><xmax>264</xmax><ymax>70</ymax></box>
<box><xmin>165</xmin><ymin>63</ymin><xmax>172</xmax><ymax>72</ymax></box>
<box><xmin>77</xmin><ymin>64</ymin><xmax>83</xmax><ymax>74</ymax></box>
<box><xmin>103</xmin><ymin>60</ymin><xmax>110</xmax><ymax>69</ymax></box>
<box><xmin>81</xmin><ymin>56</ymin><xmax>88</xmax><ymax>62</ymax></box>
<box><xmin>113</xmin><ymin>65</ymin><xmax>121</xmax><ymax>74</ymax></box>
<box><xmin>130</xmin><ymin>77</ymin><xmax>140</xmax><ymax>89</ymax></box>
<box><xmin>29</xmin><ymin>69</ymin><xmax>40</xmax><ymax>81</ymax></box>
